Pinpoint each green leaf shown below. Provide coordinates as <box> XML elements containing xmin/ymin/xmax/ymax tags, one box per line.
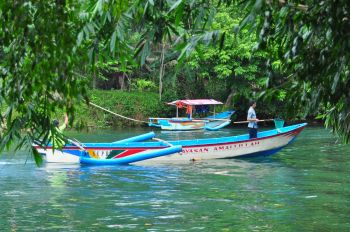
<box><xmin>174</xmin><ymin>1</ymin><xmax>184</xmax><ymax>27</ymax></box>
<box><xmin>219</xmin><ymin>32</ymin><xmax>226</xmax><ymax>50</ymax></box>
<box><xmin>168</xmin><ymin>0</ymin><xmax>182</xmax><ymax>13</ymax></box>
<box><xmin>77</xmin><ymin>31</ymin><xmax>83</xmax><ymax>46</ymax></box>
<box><xmin>134</xmin><ymin>40</ymin><xmax>145</xmax><ymax>58</ymax></box>
<box><xmin>32</xmin><ymin>147</ymin><xmax>43</xmax><ymax>167</ymax></box>
<box><xmin>331</xmin><ymin>72</ymin><xmax>340</xmax><ymax>94</ymax></box>
<box><xmin>110</xmin><ymin>31</ymin><xmax>117</xmax><ymax>53</ymax></box>
<box><xmin>92</xmin><ymin>0</ymin><xmax>103</xmax><ymax>17</ymax></box>
<box><xmin>140</xmin><ymin>41</ymin><xmax>150</xmax><ymax>66</ymax></box>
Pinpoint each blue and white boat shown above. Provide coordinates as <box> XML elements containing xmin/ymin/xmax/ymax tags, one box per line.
<box><xmin>33</xmin><ymin>123</ymin><xmax>307</xmax><ymax>165</ymax></box>
<box><xmin>148</xmin><ymin>99</ymin><xmax>235</xmax><ymax>131</ymax></box>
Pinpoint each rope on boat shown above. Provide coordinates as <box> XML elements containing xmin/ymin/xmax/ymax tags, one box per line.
<box><xmin>152</xmin><ymin>137</ymin><xmax>174</xmax><ymax>147</ymax></box>
<box><xmin>88</xmin><ymin>102</ymin><xmax>149</xmax><ymax>124</ymax></box>
<box><xmin>86</xmin><ymin>100</ymin><xmax>229</xmax><ymax>125</ymax></box>
<box><xmin>68</xmin><ymin>138</ymin><xmax>86</xmax><ymax>151</ymax></box>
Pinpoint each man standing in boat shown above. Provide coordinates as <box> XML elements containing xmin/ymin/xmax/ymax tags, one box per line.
<box><xmin>247</xmin><ymin>100</ymin><xmax>259</xmax><ymax>139</ymax></box>
<box><xmin>186</xmin><ymin>104</ymin><xmax>193</xmax><ymax>119</ymax></box>
<box><xmin>50</xmin><ymin>113</ymin><xmax>69</xmax><ymax>148</ymax></box>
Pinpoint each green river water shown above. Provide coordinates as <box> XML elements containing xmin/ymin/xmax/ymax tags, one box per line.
<box><xmin>1</xmin><ymin>126</ymin><xmax>350</xmax><ymax>231</ymax></box>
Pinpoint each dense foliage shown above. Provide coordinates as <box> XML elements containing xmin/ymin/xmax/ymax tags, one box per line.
<box><xmin>0</xmin><ymin>1</ymin><xmax>89</xmax><ymax>161</ymax></box>
<box><xmin>0</xmin><ymin>0</ymin><xmax>221</xmax><ymax>159</ymax></box>
<box><xmin>73</xmin><ymin>90</ymin><xmax>169</xmax><ymax>128</ymax></box>
<box><xmin>236</xmin><ymin>0</ymin><xmax>350</xmax><ymax>142</ymax></box>
<box><xmin>185</xmin><ymin>10</ymin><xmax>271</xmax><ymax>117</ymax></box>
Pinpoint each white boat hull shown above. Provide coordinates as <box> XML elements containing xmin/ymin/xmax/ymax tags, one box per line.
<box><xmin>136</xmin><ymin>129</ymin><xmax>296</xmax><ymax>163</ymax></box>
<box><xmin>40</xmin><ymin>149</ymin><xmax>80</xmax><ymax>163</ymax></box>
<box><xmin>34</xmin><ymin>123</ymin><xmax>306</xmax><ymax>165</ymax></box>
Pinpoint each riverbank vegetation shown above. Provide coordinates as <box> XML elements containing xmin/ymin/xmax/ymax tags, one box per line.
<box><xmin>64</xmin><ymin>89</ymin><xmax>311</xmax><ymax>129</ymax></box>
<box><xmin>69</xmin><ymin>90</ymin><xmax>164</xmax><ymax>128</ymax></box>
<box><xmin>1</xmin><ymin>0</ymin><xmax>349</xmax><ymax>158</ymax></box>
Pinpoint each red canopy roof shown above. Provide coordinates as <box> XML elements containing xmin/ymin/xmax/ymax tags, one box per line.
<box><xmin>167</xmin><ymin>99</ymin><xmax>223</xmax><ymax>106</ymax></box>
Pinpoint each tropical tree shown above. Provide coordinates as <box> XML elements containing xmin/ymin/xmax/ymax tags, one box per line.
<box><xmin>0</xmin><ymin>1</ymin><xmax>90</xmax><ymax>162</ymax></box>
<box><xmin>187</xmin><ymin>9</ymin><xmax>269</xmax><ymax>111</ymax></box>
<box><xmin>0</xmin><ymin>0</ymin><xmax>222</xmax><ymax>161</ymax></box>
<box><xmin>234</xmin><ymin>0</ymin><xmax>350</xmax><ymax>142</ymax></box>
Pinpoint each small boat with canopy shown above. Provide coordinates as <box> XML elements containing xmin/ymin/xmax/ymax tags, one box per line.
<box><xmin>148</xmin><ymin>99</ymin><xmax>235</xmax><ymax>131</ymax></box>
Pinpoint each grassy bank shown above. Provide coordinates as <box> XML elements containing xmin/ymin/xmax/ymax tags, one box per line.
<box><xmin>69</xmin><ymin>90</ymin><xmax>169</xmax><ymax>128</ymax></box>
<box><xmin>51</xmin><ymin>89</ymin><xmax>319</xmax><ymax>130</ymax></box>
<box><xmin>3</xmin><ymin>89</ymin><xmax>320</xmax><ymax>130</ymax></box>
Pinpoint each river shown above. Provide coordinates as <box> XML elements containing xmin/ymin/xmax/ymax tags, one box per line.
<box><xmin>1</xmin><ymin>126</ymin><xmax>350</xmax><ymax>231</ymax></box>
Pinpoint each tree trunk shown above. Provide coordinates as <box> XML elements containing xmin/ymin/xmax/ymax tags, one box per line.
<box><xmin>92</xmin><ymin>69</ymin><xmax>97</xmax><ymax>89</ymax></box>
<box><xmin>119</xmin><ymin>73</ymin><xmax>126</xmax><ymax>90</ymax></box>
<box><xmin>92</xmin><ymin>53</ymin><xmax>98</xmax><ymax>89</ymax></box>
<box><xmin>159</xmin><ymin>43</ymin><xmax>165</xmax><ymax>101</ymax></box>
<box><xmin>225</xmin><ymin>88</ymin><xmax>235</xmax><ymax>108</ymax></box>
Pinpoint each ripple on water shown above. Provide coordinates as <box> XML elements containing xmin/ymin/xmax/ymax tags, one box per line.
<box><xmin>1</xmin><ymin>127</ymin><xmax>350</xmax><ymax>231</ymax></box>
<box><xmin>157</xmin><ymin>215</ymin><xmax>184</xmax><ymax>219</ymax></box>
<box><xmin>107</xmin><ymin>224</ymin><xmax>138</xmax><ymax>229</ymax></box>
<box><xmin>114</xmin><ymin>201</ymin><xmax>148</xmax><ymax>206</ymax></box>
<box><xmin>3</xmin><ymin>190</ymin><xmax>26</xmax><ymax>197</ymax></box>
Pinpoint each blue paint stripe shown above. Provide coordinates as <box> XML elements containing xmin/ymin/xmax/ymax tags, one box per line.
<box><xmin>234</xmin><ymin>146</ymin><xmax>286</xmax><ymax>158</ymax></box>
<box><xmin>79</xmin><ymin>145</ymin><xmax>182</xmax><ymax>165</ymax></box>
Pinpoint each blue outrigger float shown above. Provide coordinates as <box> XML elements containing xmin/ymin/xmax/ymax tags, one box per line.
<box><xmin>33</xmin><ymin>123</ymin><xmax>307</xmax><ymax>165</ymax></box>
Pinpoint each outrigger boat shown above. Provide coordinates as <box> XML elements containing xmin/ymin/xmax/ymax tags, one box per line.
<box><xmin>148</xmin><ymin>99</ymin><xmax>235</xmax><ymax>131</ymax></box>
<box><xmin>33</xmin><ymin>123</ymin><xmax>307</xmax><ymax>165</ymax></box>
